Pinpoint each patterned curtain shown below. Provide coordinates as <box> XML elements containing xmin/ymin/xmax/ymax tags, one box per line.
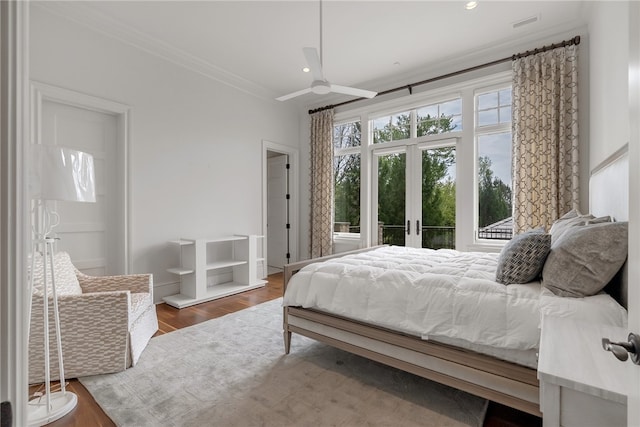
<box><xmin>512</xmin><ymin>44</ymin><xmax>579</xmax><ymax>234</ymax></box>
<box><xmin>309</xmin><ymin>109</ymin><xmax>335</xmax><ymax>257</ymax></box>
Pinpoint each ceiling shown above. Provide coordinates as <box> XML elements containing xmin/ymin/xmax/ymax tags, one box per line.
<box><xmin>39</xmin><ymin>1</ymin><xmax>588</xmax><ymax>105</ymax></box>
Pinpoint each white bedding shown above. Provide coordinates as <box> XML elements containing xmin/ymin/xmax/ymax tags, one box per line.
<box><xmin>284</xmin><ymin>246</ymin><xmax>542</xmax><ymax>351</ymax></box>
<box><xmin>284</xmin><ymin>246</ymin><xmax>629</xmax><ymax>356</ymax></box>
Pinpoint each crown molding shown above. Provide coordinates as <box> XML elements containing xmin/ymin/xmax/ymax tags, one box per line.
<box><xmin>33</xmin><ymin>2</ymin><xmax>277</xmax><ymax>101</ymax></box>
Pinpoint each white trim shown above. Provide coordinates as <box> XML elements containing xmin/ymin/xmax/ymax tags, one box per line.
<box><xmin>628</xmin><ymin>4</ymin><xmax>640</xmax><ymax>425</ymax></box>
<box><xmin>262</xmin><ymin>140</ymin><xmax>299</xmax><ymax>265</ymax></box>
<box><xmin>1</xmin><ymin>1</ymin><xmax>30</xmax><ymax>425</ymax></box>
<box><xmin>33</xmin><ymin>2</ymin><xmax>275</xmax><ymax>102</ymax></box>
<box><xmin>30</xmin><ymin>82</ymin><xmax>132</xmax><ymax>273</ymax></box>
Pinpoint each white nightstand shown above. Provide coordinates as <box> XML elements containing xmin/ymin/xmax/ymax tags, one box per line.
<box><xmin>538</xmin><ymin>315</ymin><xmax>630</xmax><ymax>427</ymax></box>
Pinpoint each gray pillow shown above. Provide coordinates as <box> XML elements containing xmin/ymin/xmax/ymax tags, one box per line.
<box><xmin>495</xmin><ymin>230</ymin><xmax>551</xmax><ymax>285</ymax></box>
<box><xmin>549</xmin><ymin>210</ymin><xmax>612</xmax><ymax>244</ymax></box>
<box><xmin>549</xmin><ymin>211</ymin><xmax>594</xmax><ymax>244</ymax></box>
<box><xmin>542</xmin><ymin>221</ymin><xmax>628</xmax><ymax>297</ymax></box>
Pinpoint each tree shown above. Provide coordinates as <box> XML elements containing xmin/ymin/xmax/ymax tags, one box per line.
<box><xmin>478</xmin><ymin>156</ymin><xmax>512</xmax><ymax>227</ymax></box>
<box><xmin>334</xmin><ymin>122</ymin><xmax>362</xmax><ymax>231</ymax></box>
<box><xmin>334</xmin><ymin>153</ymin><xmax>360</xmax><ymax>229</ymax></box>
<box><xmin>333</xmin><ymin>112</ymin><xmax>464</xmax><ymax>247</ymax></box>
<box><xmin>375</xmin><ymin>113</ymin><xmax>457</xmax><ymax>246</ymax></box>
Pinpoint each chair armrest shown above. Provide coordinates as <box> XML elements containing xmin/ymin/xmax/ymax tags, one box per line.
<box><xmin>58</xmin><ymin>291</ymin><xmax>131</xmax><ymax>358</ymax></box>
<box><xmin>29</xmin><ymin>290</ymin><xmax>131</xmax><ymax>383</ymax></box>
<box><xmin>76</xmin><ymin>270</ymin><xmax>153</xmax><ymax>295</ymax></box>
<box><xmin>57</xmin><ymin>291</ymin><xmax>131</xmax><ymax>322</ymax></box>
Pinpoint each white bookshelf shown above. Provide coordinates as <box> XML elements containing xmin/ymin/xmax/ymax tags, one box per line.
<box><xmin>163</xmin><ymin>235</ymin><xmax>266</xmax><ymax>309</ymax></box>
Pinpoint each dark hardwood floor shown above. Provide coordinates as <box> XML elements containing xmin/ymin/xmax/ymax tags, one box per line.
<box><xmin>32</xmin><ymin>272</ymin><xmax>540</xmax><ymax>427</ymax></box>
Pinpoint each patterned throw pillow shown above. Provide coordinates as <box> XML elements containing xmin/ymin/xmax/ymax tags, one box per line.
<box><xmin>495</xmin><ymin>230</ymin><xmax>552</xmax><ymax>285</ymax></box>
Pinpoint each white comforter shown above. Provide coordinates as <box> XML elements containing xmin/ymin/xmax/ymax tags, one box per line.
<box><xmin>283</xmin><ymin>246</ymin><xmax>542</xmax><ymax>351</ymax></box>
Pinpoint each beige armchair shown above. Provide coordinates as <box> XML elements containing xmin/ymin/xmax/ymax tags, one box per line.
<box><xmin>29</xmin><ymin>251</ymin><xmax>158</xmax><ymax>384</ymax></box>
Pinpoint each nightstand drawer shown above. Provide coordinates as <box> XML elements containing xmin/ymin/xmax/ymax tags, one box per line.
<box><xmin>559</xmin><ymin>387</ymin><xmax>626</xmax><ymax>427</ymax></box>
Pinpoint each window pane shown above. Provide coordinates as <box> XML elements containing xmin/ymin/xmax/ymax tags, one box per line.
<box><xmin>372</xmin><ymin>112</ymin><xmax>410</xmax><ymax>144</ymax></box>
<box><xmin>477</xmin><ymin>132</ymin><xmax>513</xmax><ymax>240</ymax></box>
<box><xmin>440</xmin><ymin>99</ymin><xmax>462</xmax><ymax>116</ymax></box>
<box><xmin>334</xmin><ymin>153</ymin><xmax>361</xmax><ymax>234</ymax></box>
<box><xmin>499</xmin><ymin>106</ymin><xmax>511</xmax><ymax>124</ymax></box>
<box><xmin>417</xmin><ymin>98</ymin><xmax>462</xmax><ymax>136</ymax></box>
<box><xmin>377</xmin><ymin>152</ymin><xmax>406</xmax><ymax>246</ymax></box>
<box><xmin>478</xmin><ymin>109</ymin><xmax>498</xmax><ymax>126</ymax></box>
<box><xmin>478</xmin><ymin>92</ymin><xmax>498</xmax><ymax>109</ymax></box>
<box><xmin>499</xmin><ymin>89</ymin><xmax>512</xmax><ymax>106</ymax></box>
<box><xmin>417</xmin><ymin>105</ymin><xmax>438</xmax><ymax>121</ymax></box>
<box><xmin>450</xmin><ymin>115</ymin><xmax>463</xmax><ymax>131</ymax></box>
<box><xmin>477</xmin><ymin>88</ymin><xmax>512</xmax><ymax>127</ymax></box>
<box><xmin>333</xmin><ymin>121</ymin><xmax>361</xmax><ymax>150</ymax></box>
<box><xmin>422</xmin><ymin>147</ymin><xmax>456</xmax><ymax>249</ymax></box>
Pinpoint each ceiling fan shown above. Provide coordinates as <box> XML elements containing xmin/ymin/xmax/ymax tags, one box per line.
<box><xmin>276</xmin><ymin>1</ymin><xmax>377</xmax><ymax>102</ymax></box>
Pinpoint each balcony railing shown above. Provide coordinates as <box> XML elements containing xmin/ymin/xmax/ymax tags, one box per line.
<box><xmin>335</xmin><ymin>222</ymin><xmax>511</xmax><ymax>250</ymax></box>
<box><xmin>378</xmin><ymin>225</ymin><xmax>456</xmax><ymax>249</ymax></box>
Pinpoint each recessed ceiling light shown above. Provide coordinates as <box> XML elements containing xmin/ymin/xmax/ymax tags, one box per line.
<box><xmin>465</xmin><ymin>1</ymin><xmax>478</xmax><ymax>10</ymax></box>
<box><xmin>302</xmin><ymin>67</ymin><xmax>310</xmax><ymax>73</ymax></box>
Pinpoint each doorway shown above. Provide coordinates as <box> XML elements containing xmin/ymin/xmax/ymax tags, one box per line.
<box><xmin>262</xmin><ymin>141</ymin><xmax>299</xmax><ymax>274</ymax></box>
<box><xmin>32</xmin><ymin>82</ymin><xmax>130</xmax><ymax>274</ymax></box>
<box><xmin>371</xmin><ymin>140</ymin><xmax>457</xmax><ymax>249</ymax></box>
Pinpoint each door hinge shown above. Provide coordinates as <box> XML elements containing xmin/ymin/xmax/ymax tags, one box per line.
<box><xmin>286</xmin><ymin>252</ymin><xmax>291</xmax><ymax>259</ymax></box>
<box><xmin>286</xmin><ymin>194</ymin><xmax>290</xmax><ymax>200</ymax></box>
<box><xmin>286</xmin><ymin>223</ymin><xmax>291</xmax><ymax>229</ymax></box>
<box><xmin>286</xmin><ymin>163</ymin><xmax>290</xmax><ymax>169</ymax></box>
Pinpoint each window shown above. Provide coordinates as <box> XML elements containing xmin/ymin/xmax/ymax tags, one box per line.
<box><xmin>477</xmin><ymin>88</ymin><xmax>511</xmax><ymax>126</ymax></box>
<box><xmin>331</xmin><ymin>71</ymin><xmax>514</xmax><ymax>251</ymax></box>
<box><xmin>369</xmin><ymin>99</ymin><xmax>461</xmax><ymax>249</ymax></box>
<box><xmin>333</xmin><ymin>121</ymin><xmax>361</xmax><ymax>237</ymax></box>
<box><xmin>417</xmin><ymin>98</ymin><xmax>462</xmax><ymax>136</ymax></box>
<box><xmin>476</xmin><ymin>87</ymin><xmax>513</xmax><ymax>240</ymax></box>
<box><xmin>372</xmin><ymin>111</ymin><xmax>410</xmax><ymax>143</ymax></box>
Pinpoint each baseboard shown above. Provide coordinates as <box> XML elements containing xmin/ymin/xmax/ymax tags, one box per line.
<box><xmin>153</xmin><ymin>281</ymin><xmax>180</xmax><ymax>304</ymax></box>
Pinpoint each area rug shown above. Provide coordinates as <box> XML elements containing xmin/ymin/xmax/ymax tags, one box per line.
<box><xmin>80</xmin><ymin>298</ymin><xmax>488</xmax><ymax>427</ymax></box>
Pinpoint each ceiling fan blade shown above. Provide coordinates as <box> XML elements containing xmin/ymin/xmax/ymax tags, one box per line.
<box><xmin>276</xmin><ymin>87</ymin><xmax>314</xmax><ymax>101</ymax></box>
<box><xmin>303</xmin><ymin>47</ymin><xmax>325</xmax><ymax>82</ymax></box>
<box><xmin>330</xmin><ymin>84</ymin><xmax>377</xmax><ymax>99</ymax></box>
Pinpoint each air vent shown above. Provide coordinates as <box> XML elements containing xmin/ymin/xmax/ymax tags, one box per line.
<box><xmin>512</xmin><ymin>15</ymin><xmax>539</xmax><ymax>29</ymax></box>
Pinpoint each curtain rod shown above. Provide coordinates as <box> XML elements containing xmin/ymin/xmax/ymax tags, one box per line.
<box><xmin>308</xmin><ymin>35</ymin><xmax>580</xmax><ymax>115</ymax></box>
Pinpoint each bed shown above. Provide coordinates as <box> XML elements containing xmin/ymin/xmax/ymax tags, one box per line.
<box><xmin>282</xmin><ymin>147</ymin><xmax>629</xmax><ymax>417</ymax></box>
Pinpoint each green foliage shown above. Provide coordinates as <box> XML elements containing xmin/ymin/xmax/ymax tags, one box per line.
<box><xmin>478</xmin><ymin>156</ymin><xmax>512</xmax><ymax>227</ymax></box>
<box><xmin>420</xmin><ymin>147</ymin><xmax>455</xmax><ymax>228</ymax></box>
<box><xmin>334</xmin><ymin>153</ymin><xmax>360</xmax><ymax>227</ymax></box>
<box><xmin>335</xmin><ymin>113</ymin><xmax>518</xmax><ymax>248</ymax></box>
<box><xmin>377</xmin><ymin>152</ymin><xmax>406</xmax><ymax>226</ymax></box>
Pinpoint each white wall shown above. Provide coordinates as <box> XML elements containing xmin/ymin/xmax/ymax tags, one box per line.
<box><xmin>586</xmin><ymin>1</ymin><xmax>629</xmax><ymax>169</ymax></box>
<box><xmin>30</xmin><ymin>6</ymin><xmax>300</xmax><ymax>300</ymax></box>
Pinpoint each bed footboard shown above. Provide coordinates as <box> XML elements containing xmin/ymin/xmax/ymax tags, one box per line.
<box><xmin>284</xmin><ymin>306</ymin><xmax>540</xmax><ymax>416</ymax></box>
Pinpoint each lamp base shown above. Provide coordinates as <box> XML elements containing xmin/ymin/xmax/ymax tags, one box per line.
<box><xmin>28</xmin><ymin>391</ymin><xmax>77</xmax><ymax>427</ymax></box>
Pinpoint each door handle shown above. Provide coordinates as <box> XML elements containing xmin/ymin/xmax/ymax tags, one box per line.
<box><xmin>406</xmin><ymin>220</ymin><xmax>410</xmax><ymax>235</ymax></box>
<box><xmin>602</xmin><ymin>333</ymin><xmax>640</xmax><ymax>365</ymax></box>
<box><xmin>416</xmin><ymin>220</ymin><xmax>420</xmax><ymax>235</ymax></box>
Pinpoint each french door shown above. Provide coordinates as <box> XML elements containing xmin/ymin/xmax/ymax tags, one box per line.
<box><xmin>372</xmin><ymin>139</ymin><xmax>456</xmax><ymax>249</ymax></box>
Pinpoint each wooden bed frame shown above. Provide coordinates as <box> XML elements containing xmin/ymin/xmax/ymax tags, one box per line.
<box><xmin>282</xmin><ymin>247</ymin><xmax>541</xmax><ymax>417</ymax></box>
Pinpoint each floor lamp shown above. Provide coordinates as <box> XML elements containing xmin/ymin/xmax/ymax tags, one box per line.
<box><xmin>28</xmin><ymin>145</ymin><xmax>96</xmax><ymax>426</ymax></box>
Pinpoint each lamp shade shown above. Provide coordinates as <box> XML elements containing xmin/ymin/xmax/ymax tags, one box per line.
<box><xmin>31</xmin><ymin>145</ymin><xmax>96</xmax><ymax>203</ymax></box>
